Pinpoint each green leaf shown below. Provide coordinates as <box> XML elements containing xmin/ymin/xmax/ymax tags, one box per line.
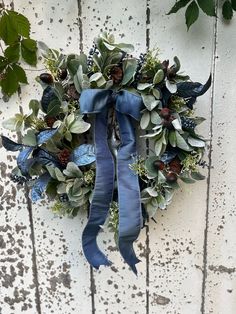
<box><xmin>191</xmin><ymin>172</ymin><xmax>205</xmax><ymax>180</ymax></box>
<box><xmin>69</xmin><ymin>117</ymin><xmax>90</xmax><ymax>134</ymax></box>
<box><xmin>222</xmin><ymin>1</ymin><xmax>233</xmax><ymax>19</ymax></box>
<box><xmin>0</xmin><ymin>11</ymin><xmax>30</xmax><ymax>45</ymax></box>
<box><xmin>137</xmin><ymin>83</ymin><xmax>153</xmax><ymax>91</ymax></box>
<box><xmin>46</xmin><ymin>99</ymin><xmax>61</xmax><ymax>117</ymax></box>
<box><xmin>146</xmin><ymin>201</ymin><xmax>158</xmax><ymax>218</ymax></box>
<box><xmin>8</xmin><ymin>11</ymin><xmax>30</xmax><ymax>38</ymax></box>
<box><xmin>0</xmin><ymin>12</ymin><xmax>18</xmax><ymax>44</ymax></box>
<box><xmin>4</xmin><ymin>43</ymin><xmax>20</xmax><ymax>62</ymax></box>
<box><xmin>21</xmin><ymin>39</ymin><xmax>37</xmax><ymax>66</ymax></box>
<box><xmin>140</xmin><ymin>110</ymin><xmax>151</xmax><ymax>129</ymax></box>
<box><xmin>185</xmin><ymin>1</ymin><xmax>200</xmax><ymax>30</ymax></box>
<box><xmin>154</xmin><ymin>137</ymin><xmax>163</xmax><ymax>156</ymax></box>
<box><xmin>152</xmin><ymin>88</ymin><xmax>161</xmax><ymax>99</ymax></box>
<box><xmin>141</xmin><ymin>94</ymin><xmax>160</xmax><ymax>111</ymax></box>
<box><xmin>167</xmin><ymin>0</ymin><xmax>191</xmax><ymax>14</ymax></box>
<box><xmin>169</xmin><ymin>130</ymin><xmax>177</xmax><ymax>147</ymax></box>
<box><xmin>197</xmin><ymin>0</ymin><xmax>216</xmax><ymax>16</ymax></box>
<box><xmin>29</xmin><ymin>100</ymin><xmax>40</xmax><ymax>117</ymax></box>
<box><xmin>179</xmin><ymin>175</ymin><xmax>195</xmax><ymax>184</ymax></box>
<box><xmin>145</xmin><ymin>156</ymin><xmax>159</xmax><ymax>177</ymax></box>
<box><xmin>12</xmin><ymin>64</ymin><xmax>28</xmax><ymax>84</ymax></box>
<box><xmin>175</xmin><ymin>131</ymin><xmax>192</xmax><ymax>151</ymax></box>
<box><xmin>151</xmin><ymin>111</ymin><xmax>162</xmax><ymax>125</ymax></box>
<box><xmin>232</xmin><ymin>0</ymin><xmax>236</xmax><ymax>11</ymax></box>
<box><xmin>22</xmin><ymin>129</ymin><xmax>37</xmax><ymax>146</ymax></box>
<box><xmin>55</xmin><ymin>168</ymin><xmax>66</xmax><ymax>182</ymax></box>
<box><xmin>0</xmin><ymin>66</ymin><xmax>19</xmax><ymax>95</ymax></box>
<box><xmin>0</xmin><ymin>56</ymin><xmax>8</xmax><ymax>73</ymax></box>
<box><xmin>153</xmin><ymin>69</ymin><xmax>164</xmax><ymax>84</ymax></box>
<box><xmin>187</xmin><ymin>136</ymin><xmax>205</xmax><ymax>147</ymax></box>
<box><xmin>122</xmin><ymin>58</ymin><xmax>137</xmax><ymax>85</ymax></box>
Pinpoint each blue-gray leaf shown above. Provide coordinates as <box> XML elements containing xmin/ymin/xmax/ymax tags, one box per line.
<box><xmin>70</xmin><ymin>144</ymin><xmax>96</xmax><ymax>166</ymax></box>
<box><xmin>37</xmin><ymin>128</ymin><xmax>58</xmax><ymax>145</ymax></box>
<box><xmin>17</xmin><ymin>147</ymin><xmax>34</xmax><ymax>174</ymax></box>
<box><xmin>160</xmin><ymin>149</ymin><xmax>178</xmax><ymax>164</ymax></box>
<box><xmin>31</xmin><ymin>173</ymin><xmax>51</xmax><ymax>202</ymax></box>
<box><xmin>1</xmin><ymin>135</ymin><xmax>23</xmax><ymax>151</ymax></box>
<box><xmin>177</xmin><ymin>75</ymin><xmax>211</xmax><ymax>98</ymax></box>
<box><xmin>34</xmin><ymin>148</ymin><xmax>60</xmax><ymax>167</ymax></box>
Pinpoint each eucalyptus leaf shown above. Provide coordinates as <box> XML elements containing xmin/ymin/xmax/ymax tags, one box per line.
<box><xmin>122</xmin><ymin>58</ymin><xmax>137</xmax><ymax>85</ymax></box>
<box><xmin>153</xmin><ymin>69</ymin><xmax>164</xmax><ymax>84</ymax></box>
<box><xmin>141</xmin><ymin>94</ymin><xmax>159</xmax><ymax>111</ymax></box>
<box><xmin>187</xmin><ymin>136</ymin><xmax>205</xmax><ymax>148</ymax></box>
<box><xmin>175</xmin><ymin>131</ymin><xmax>192</xmax><ymax>151</ymax></box>
<box><xmin>191</xmin><ymin>171</ymin><xmax>205</xmax><ymax>180</ymax></box>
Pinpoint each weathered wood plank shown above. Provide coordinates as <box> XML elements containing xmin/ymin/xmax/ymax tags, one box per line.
<box><xmin>148</xmin><ymin>1</ymin><xmax>214</xmax><ymax>313</ymax></box>
<box><xmin>12</xmin><ymin>1</ymin><xmax>92</xmax><ymax>313</ymax></box>
<box><xmin>204</xmin><ymin>10</ymin><xmax>236</xmax><ymax>314</ymax></box>
<box><xmin>81</xmin><ymin>1</ymin><xmax>148</xmax><ymax>312</ymax></box>
<box><xmin>0</xmin><ymin>95</ymin><xmax>39</xmax><ymax>313</ymax></box>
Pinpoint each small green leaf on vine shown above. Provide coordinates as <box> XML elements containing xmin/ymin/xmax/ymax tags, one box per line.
<box><xmin>185</xmin><ymin>1</ymin><xmax>199</xmax><ymax>30</ymax></box>
<box><xmin>223</xmin><ymin>1</ymin><xmax>234</xmax><ymax>19</ymax></box>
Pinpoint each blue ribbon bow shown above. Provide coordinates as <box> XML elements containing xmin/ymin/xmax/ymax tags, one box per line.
<box><xmin>80</xmin><ymin>89</ymin><xmax>144</xmax><ymax>274</ymax></box>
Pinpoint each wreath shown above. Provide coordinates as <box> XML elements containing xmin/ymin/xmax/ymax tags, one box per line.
<box><xmin>1</xmin><ymin>32</ymin><xmax>211</xmax><ymax>273</ymax></box>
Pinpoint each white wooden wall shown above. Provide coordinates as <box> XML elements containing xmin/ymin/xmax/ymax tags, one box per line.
<box><xmin>0</xmin><ymin>1</ymin><xmax>236</xmax><ymax>313</ymax></box>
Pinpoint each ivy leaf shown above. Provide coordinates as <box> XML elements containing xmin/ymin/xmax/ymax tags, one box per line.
<box><xmin>12</xmin><ymin>64</ymin><xmax>28</xmax><ymax>84</ymax></box>
<box><xmin>197</xmin><ymin>0</ymin><xmax>216</xmax><ymax>16</ymax></box>
<box><xmin>232</xmin><ymin>0</ymin><xmax>236</xmax><ymax>11</ymax></box>
<box><xmin>222</xmin><ymin>1</ymin><xmax>233</xmax><ymax>19</ymax></box>
<box><xmin>0</xmin><ymin>56</ymin><xmax>8</xmax><ymax>73</ymax></box>
<box><xmin>167</xmin><ymin>0</ymin><xmax>191</xmax><ymax>14</ymax></box>
<box><xmin>0</xmin><ymin>11</ymin><xmax>30</xmax><ymax>45</ymax></box>
<box><xmin>185</xmin><ymin>1</ymin><xmax>199</xmax><ymax>30</ymax></box>
<box><xmin>21</xmin><ymin>38</ymin><xmax>37</xmax><ymax>66</ymax></box>
<box><xmin>4</xmin><ymin>43</ymin><xmax>20</xmax><ymax>63</ymax></box>
<box><xmin>0</xmin><ymin>12</ymin><xmax>18</xmax><ymax>44</ymax></box>
<box><xmin>0</xmin><ymin>66</ymin><xmax>19</xmax><ymax>95</ymax></box>
<box><xmin>8</xmin><ymin>11</ymin><xmax>30</xmax><ymax>38</ymax></box>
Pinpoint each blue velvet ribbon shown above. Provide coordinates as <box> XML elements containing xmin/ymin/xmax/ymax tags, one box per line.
<box><xmin>80</xmin><ymin>89</ymin><xmax>144</xmax><ymax>274</ymax></box>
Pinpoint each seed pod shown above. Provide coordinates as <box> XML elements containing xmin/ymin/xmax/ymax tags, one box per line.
<box><xmin>39</xmin><ymin>73</ymin><xmax>54</xmax><ymax>84</ymax></box>
<box><xmin>159</xmin><ymin>108</ymin><xmax>171</xmax><ymax>119</ymax></box>
<box><xmin>153</xmin><ymin>160</ymin><xmax>165</xmax><ymax>171</ymax></box>
<box><xmin>166</xmin><ymin>172</ymin><xmax>178</xmax><ymax>183</ymax></box>
<box><xmin>58</xmin><ymin>68</ymin><xmax>68</xmax><ymax>80</ymax></box>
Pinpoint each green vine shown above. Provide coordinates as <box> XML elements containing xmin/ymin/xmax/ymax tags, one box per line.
<box><xmin>168</xmin><ymin>0</ymin><xmax>236</xmax><ymax>29</ymax></box>
<box><xmin>0</xmin><ymin>4</ymin><xmax>37</xmax><ymax>99</ymax></box>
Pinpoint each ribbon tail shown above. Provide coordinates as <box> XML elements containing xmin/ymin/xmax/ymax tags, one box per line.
<box><xmin>82</xmin><ymin>109</ymin><xmax>114</xmax><ymax>269</ymax></box>
<box><xmin>116</xmin><ymin>111</ymin><xmax>142</xmax><ymax>275</ymax></box>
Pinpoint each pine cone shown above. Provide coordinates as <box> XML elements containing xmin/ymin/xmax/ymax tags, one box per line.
<box><xmin>67</xmin><ymin>85</ymin><xmax>80</xmax><ymax>100</ymax></box>
<box><xmin>58</xmin><ymin>149</ymin><xmax>71</xmax><ymax>167</ymax></box>
<box><xmin>169</xmin><ymin>158</ymin><xmax>182</xmax><ymax>174</ymax></box>
<box><xmin>45</xmin><ymin>116</ymin><xmax>57</xmax><ymax>128</ymax></box>
<box><xmin>110</xmin><ymin>66</ymin><xmax>123</xmax><ymax>84</ymax></box>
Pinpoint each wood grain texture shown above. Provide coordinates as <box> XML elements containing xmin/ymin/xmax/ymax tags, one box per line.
<box><xmin>204</xmin><ymin>7</ymin><xmax>236</xmax><ymax>314</ymax></box>
<box><xmin>148</xmin><ymin>1</ymin><xmax>214</xmax><ymax>313</ymax></box>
